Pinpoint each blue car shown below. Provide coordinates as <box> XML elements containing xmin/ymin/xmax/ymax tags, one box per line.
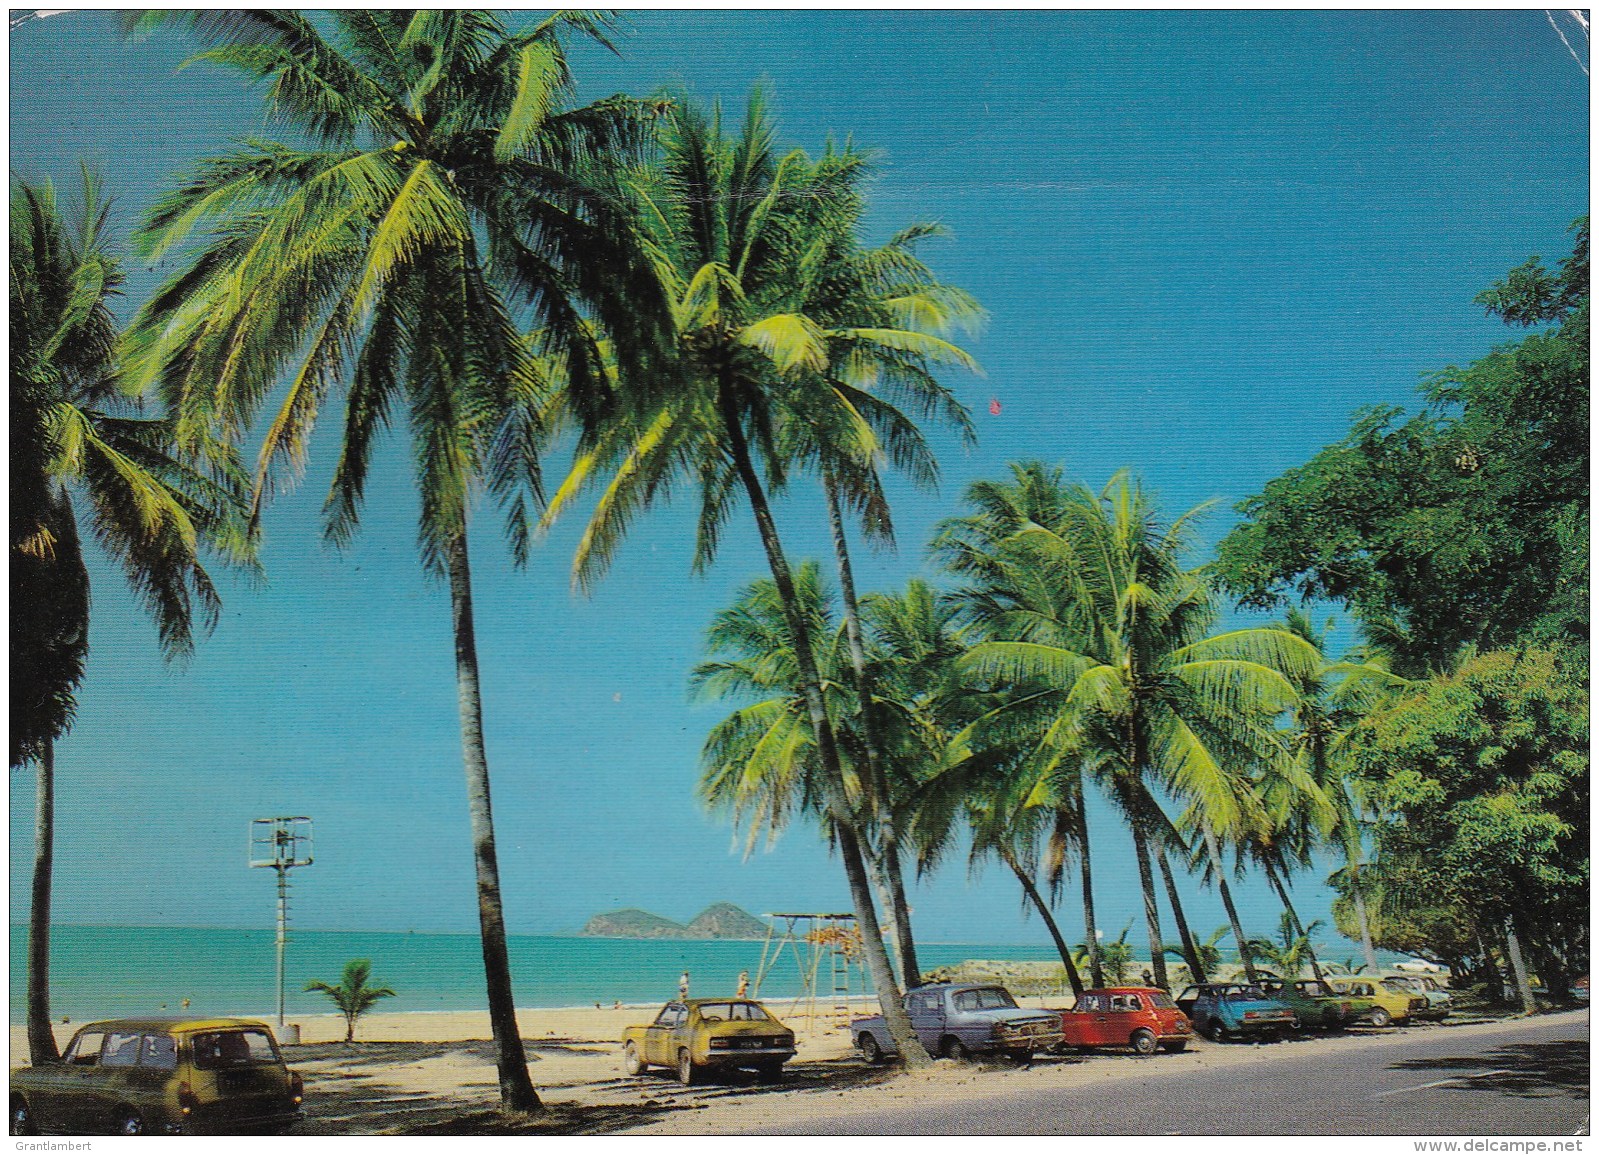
<box><xmin>1174</xmin><ymin>983</ymin><xmax>1296</xmax><ymax>1042</ymax></box>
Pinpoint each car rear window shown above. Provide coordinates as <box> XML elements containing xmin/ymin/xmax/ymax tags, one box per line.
<box><xmin>1147</xmin><ymin>991</ymin><xmax>1176</xmax><ymax>1008</ymax></box>
<box><xmin>1222</xmin><ymin>986</ymin><xmax>1269</xmax><ymax>1001</ymax></box>
<box><xmin>697</xmin><ymin>1002</ymin><xmax>770</xmax><ymax>1022</ymax></box>
<box><xmin>191</xmin><ymin>1029</ymin><xmax>280</xmax><ymax>1069</ymax></box>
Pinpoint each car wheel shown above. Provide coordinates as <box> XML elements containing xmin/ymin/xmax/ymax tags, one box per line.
<box><xmin>1204</xmin><ymin>1019</ymin><xmax>1227</xmax><ymax>1042</ymax></box>
<box><xmin>623</xmin><ymin>1041</ymin><xmax>645</xmax><ymax>1077</ymax></box>
<box><xmin>1131</xmin><ymin>1029</ymin><xmax>1158</xmax><ymax>1056</ymax></box>
<box><xmin>1161</xmin><ymin>1041</ymin><xmax>1187</xmax><ymax>1054</ymax></box>
<box><xmin>1369</xmin><ymin>1007</ymin><xmax>1392</xmax><ymax>1028</ymax></box>
<box><xmin>941</xmin><ymin>1037</ymin><xmax>969</xmax><ymax>1061</ymax></box>
<box><xmin>676</xmin><ymin>1048</ymin><xmax>699</xmax><ymax>1086</ymax></box>
<box><xmin>10</xmin><ymin>1096</ymin><xmax>35</xmax><ymax>1136</ymax></box>
<box><xmin>118</xmin><ymin>1109</ymin><xmax>145</xmax><ymax>1136</ymax></box>
<box><xmin>857</xmin><ymin>1033</ymin><xmax>883</xmax><ymax>1065</ymax></box>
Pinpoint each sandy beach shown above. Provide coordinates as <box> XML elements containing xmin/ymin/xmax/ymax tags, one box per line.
<box><xmin>13</xmin><ymin>999</ymin><xmax>1574</xmax><ymax>1135</ymax></box>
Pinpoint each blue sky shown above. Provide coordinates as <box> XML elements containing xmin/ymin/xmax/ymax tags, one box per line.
<box><xmin>9</xmin><ymin>10</ymin><xmax>1588</xmax><ymax>950</ymax></box>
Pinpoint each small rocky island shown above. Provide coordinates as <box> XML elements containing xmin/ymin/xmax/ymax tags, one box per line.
<box><xmin>581</xmin><ymin>902</ymin><xmax>770</xmax><ymax>940</ymax></box>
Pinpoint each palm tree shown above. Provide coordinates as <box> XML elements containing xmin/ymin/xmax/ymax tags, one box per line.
<box><xmin>1165</xmin><ymin>924</ymin><xmax>1232</xmax><ymax>986</ymax></box>
<box><xmin>693</xmin><ymin>562</ymin><xmax>848</xmax><ymax>854</ymax></box>
<box><xmin>305</xmin><ymin>958</ymin><xmax>398</xmax><ymax>1043</ymax></box>
<box><xmin>11</xmin><ymin>173</ymin><xmax>243</xmax><ymax>1063</ymax></box>
<box><xmin>789</xmin><ymin>186</ymin><xmax>982</xmax><ymax>989</ymax></box>
<box><xmin>125</xmin><ymin>12</ymin><xmax>654</xmax><ymax>1112</ymax></box>
<box><xmin>932</xmin><ymin>464</ymin><xmax>1107</xmax><ymax>986</ymax></box>
<box><xmin>1247</xmin><ymin>913</ymin><xmax>1327</xmax><ymax>980</ymax></box>
<box><xmin>1087</xmin><ymin>923</ymin><xmax>1138</xmax><ymax>985</ymax></box>
<box><xmin>544</xmin><ymin>93</ymin><xmax>978</xmax><ymax>1067</ymax></box>
<box><xmin>940</xmin><ymin>465</ymin><xmax>1320</xmax><ymax>992</ymax></box>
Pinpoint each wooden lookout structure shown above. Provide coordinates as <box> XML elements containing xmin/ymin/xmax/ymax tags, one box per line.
<box><xmin>752</xmin><ymin>912</ymin><xmax>870</xmax><ymax>1030</ymax></box>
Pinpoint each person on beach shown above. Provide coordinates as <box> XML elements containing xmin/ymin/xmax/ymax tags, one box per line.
<box><xmin>679</xmin><ymin>971</ymin><xmax>690</xmax><ymax>1000</ymax></box>
<box><xmin>737</xmin><ymin>970</ymin><xmax>750</xmax><ymax>998</ymax></box>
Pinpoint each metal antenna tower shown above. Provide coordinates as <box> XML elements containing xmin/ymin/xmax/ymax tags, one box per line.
<box><xmin>249</xmin><ymin>817</ymin><xmax>313</xmax><ymax>1030</ymax></box>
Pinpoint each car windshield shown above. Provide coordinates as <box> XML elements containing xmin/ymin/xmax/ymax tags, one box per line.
<box><xmin>953</xmin><ymin>987</ymin><xmax>1017</xmax><ymax>1012</ymax></box>
<box><xmin>191</xmin><ymin>1029</ymin><xmax>280</xmax><ymax>1069</ymax></box>
<box><xmin>696</xmin><ymin>1002</ymin><xmax>770</xmax><ymax>1022</ymax></box>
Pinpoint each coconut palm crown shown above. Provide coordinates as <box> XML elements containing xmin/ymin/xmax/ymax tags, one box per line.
<box><xmin>122</xmin><ymin>11</ymin><xmax>662</xmax><ymax>1113</ymax></box>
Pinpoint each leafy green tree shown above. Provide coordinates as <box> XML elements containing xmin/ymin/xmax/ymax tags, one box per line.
<box><xmin>1348</xmin><ymin>648</ymin><xmax>1588</xmax><ymax>1003</ymax></box>
<box><xmin>305</xmin><ymin>959</ymin><xmax>398</xmax><ymax>1043</ymax></box>
<box><xmin>125</xmin><ymin>12</ymin><xmax>653</xmax><ymax>1112</ymax></box>
<box><xmin>12</xmin><ymin>173</ymin><xmax>244</xmax><ymax>1063</ymax></box>
<box><xmin>1216</xmin><ymin>220</ymin><xmax>1588</xmax><ymax>673</ymax></box>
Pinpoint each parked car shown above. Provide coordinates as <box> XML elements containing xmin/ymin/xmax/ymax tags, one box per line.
<box><xmin>1055</xmin><ymin>987</ymin><xmax>1191</xmax><ymax>1054</ymax></box>
<box><xmin>1326</xmin><ymin>978</ymin><xmax>1426</xmax><ymax>1026</ymax></box>
<box><xmin>853</xmin><ymin>982</ymin><xmax>1063</xmax><ymax>1063</ymax></box>
<box><xmin>1573</xmin><ymin>976</ymin><xmax>1589</xmax><ymax>1003</ymax></box>
<box><xmin>621</xmin><ymin>998</ymin><xmax>795</xmax><ymax>1085</ymax></box>
<box><xmin>11</xmin><ymin>1018</ymin><xmax>303</xmax><ymax>1136</ymax></box>
<box><xmin>1173</xmin><ymin>983</ymin><xmax>1296</xmax><ymax>1042</ymax></box>
<box><xmin>1380</xmin><ymin>975</ymin><xmax>1451</xmax><ymax>1020</ymax></box>
<box><xmin>1256</xmin><ymin>978</ymin><xmax>1363</xmax><ymax>1030</ymax></box>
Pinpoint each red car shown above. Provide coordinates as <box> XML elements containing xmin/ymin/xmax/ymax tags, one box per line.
<box><xmin>1054</xmin><ymin>987</ymin><xmax>1191</xmax><ymax>1054</ymax></box>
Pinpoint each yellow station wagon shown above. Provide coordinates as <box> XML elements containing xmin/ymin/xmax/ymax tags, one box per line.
<box><xmin>1326</xmin><ymin>979</ymin><xmax>1427</xmax><ymax>1027</ymax></box>
<box><xmin>11</xmin><ymin>1017</ymin><xmax>304</xmax><ymax>1136</ymax></box>
<box><xmin>622</xmin><ymin>998</ymin><xmax>797</xmax><ymax>1085</ymax></box>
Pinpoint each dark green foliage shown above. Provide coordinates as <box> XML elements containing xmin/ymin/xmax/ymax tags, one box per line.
<box><xmin>1216</xmin><ymin>220</ymin><xmax>1588</xmax><ymax>673</ymax></box>
<box><xmin>1346</xmin><ymin>648</ymin><xmax>1588</xmax><ymax>987</ymax></box>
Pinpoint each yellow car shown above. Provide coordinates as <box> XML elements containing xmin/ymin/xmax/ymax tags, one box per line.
<box><xmin>1326</xmin><ymin>978</ymin><xmax>1427</xmax><ymax>1027</ymax></box>
<box><xmin>622</xmin><ymin>998</ymin><xmax>796</xmax><ymax>1085</ymax></box>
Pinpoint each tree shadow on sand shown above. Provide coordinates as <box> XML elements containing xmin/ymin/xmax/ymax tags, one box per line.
<box><xmin>287</xmin><ymin>1043</ymin><xmax>899</xmax><ymax>1135</ymax></box>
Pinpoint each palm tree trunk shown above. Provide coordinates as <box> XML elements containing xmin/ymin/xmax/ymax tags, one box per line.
<box><xmin>445</xmin><ymin>531</ymin><xmax>541</xmax><ymax>1113</ymax></box>
<box><xmin>1201</xmin><ymin>821</ymin><xmax>1258</xmax><ymax>984</ymax></box>
<box><xmin>719</xmin><ymin>381</ymin><xmax>930</xmax><ymax>1068</ymax></box>
<box><xmin>1002</xmin><ymin>849</ymin><xmax>1084</xmax><ymax>997</ymax></box>
<box><xmin>27</xmin><ymin>737</ymin><xmax>60</xmax><ymax>1064</ymax></box>
<box><xmin>1157</xmin><ymin>848</ymin><xmax>1206</xmax><ymax>983</ymax></box>
<box><xmin>1348</xmin><ymin>859</ymin><xmax>1381</xmax><ymax>974</ymax></box>
<box><xmin>1129</xmin><ymin>821</ymin><xmax>1169</xmax><ymax>989</ymax></box>
<box><xmin>823</xmin><ymin>477</ymin><xmax>921</xmax><ymax>987</ymax></box>
<box><xmin>1501</xmin><ymin>917</ymin><xmax>1537</xmax><ymax>1015</ymax></box>
<box><xmin>1071</xmin><ymin>792</ymin><xmax>1105</xmax><ymax>987</ymax></box>
<box><xmin>1263</xmin><ymin>859</ymin><xmax>1327</xmax><ymax>983</ymax></box>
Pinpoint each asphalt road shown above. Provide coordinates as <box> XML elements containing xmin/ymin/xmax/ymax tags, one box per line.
<box><xmin>754</xmin><ymin>1012</ymin><xmax>1589</xmax><ymax>1136</ymax></box>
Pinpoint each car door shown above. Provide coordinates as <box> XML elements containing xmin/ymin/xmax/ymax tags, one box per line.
<box><xmin>907</xmin><ymin>991</ymin><xmax>943</xmax><ymax>1051</ymax></box>
<box><xmin>643</xmin><ymin>1004</ymin><xmax>682</xmax><ymax>1067</ymax></box>
<box><xmin>1078</xmin><ymin>994</ymin><xmax>1111</xmax><ymax>1045</ymax></box>
<box><xmin>92</xmin><ymin>1029</ymin><xmax>145</xmax><ymax>1130</ymax></box>
<box><xmin>40</xmin><ymin>1028</ymin><xmax>110</xmax><ymax>1134</ymax></box>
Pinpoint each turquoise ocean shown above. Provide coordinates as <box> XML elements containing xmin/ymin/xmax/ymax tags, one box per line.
<box><xmin>10</xmin><ymin>926</ymin><xmax>1409</xmax><ymax>1023</ymax></box>
<box><xmin>9</xmin><ymin>926</ymin><xmax>1066</xmax><ymax>1023</ymax></box>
